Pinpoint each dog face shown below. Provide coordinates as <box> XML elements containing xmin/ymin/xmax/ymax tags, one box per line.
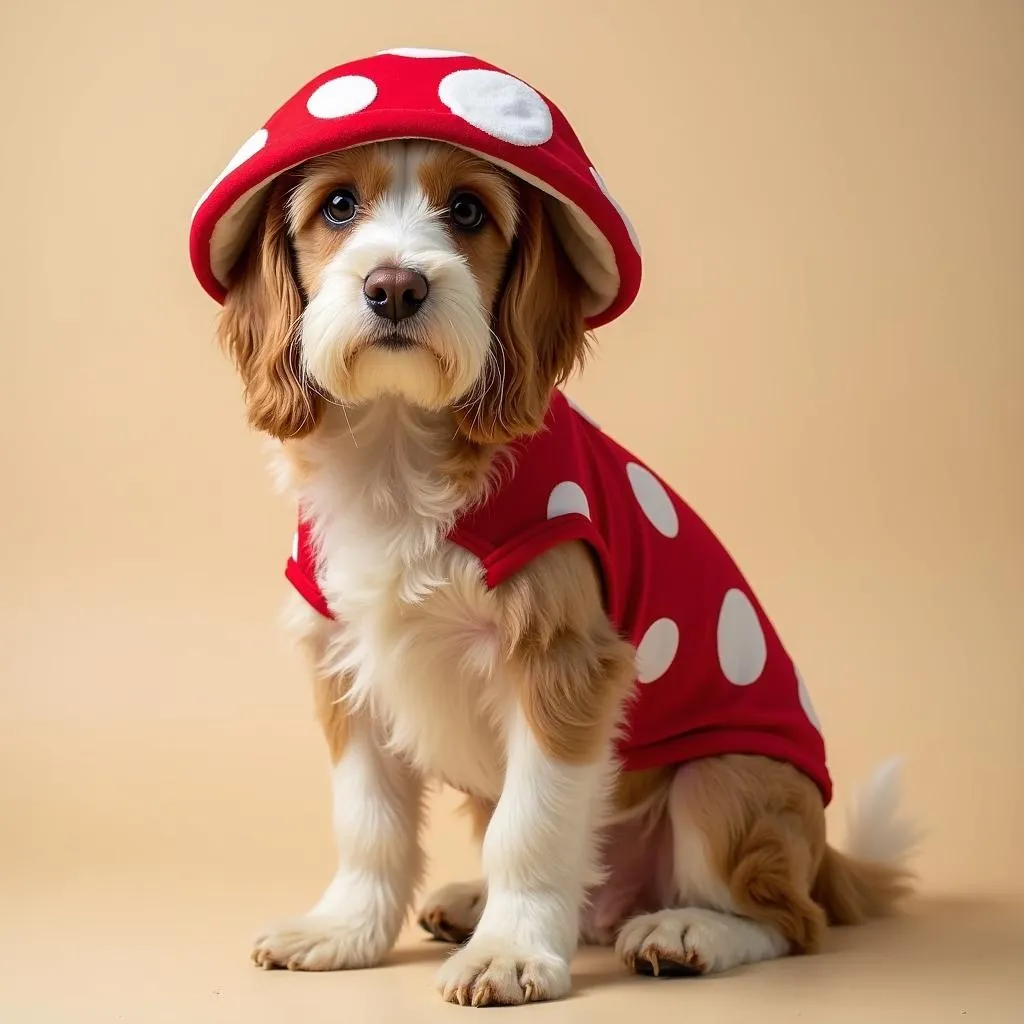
<box><xmin>218</xmin><ymin>140</ymin><xmax>589</xmax><ymax>443</ymax></box>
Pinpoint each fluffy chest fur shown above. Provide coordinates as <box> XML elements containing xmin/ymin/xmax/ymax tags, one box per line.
<box><xmin>282</xmin><ymin>402</ymin><xmax>510</xmax><ymax>799</ymax></box>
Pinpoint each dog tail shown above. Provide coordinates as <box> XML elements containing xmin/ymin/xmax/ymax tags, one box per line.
<box><xmin>813</xmin><ymin>756</ymin><xmax>921</xmax><ymax>925</ymax></box>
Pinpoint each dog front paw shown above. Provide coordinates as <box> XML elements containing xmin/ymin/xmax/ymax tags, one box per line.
<box><xmin>252</xmin><ymin>915</ymin><xmax>391</xmax><ymax>971</ymax></box>
<box><xmin>436</xmin><ymin>938</ymin><xmax>571</xmax><ymax>1006</ymax></box>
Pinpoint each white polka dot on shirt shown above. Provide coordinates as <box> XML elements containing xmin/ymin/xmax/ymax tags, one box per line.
<box><xmin>191</xmin><ymin>127</ymin><xmax>268</xmax><ymax>221</ymax></box>
<box><xmin>546</xmin><ymin>481</ymin><xmax>591</xmax><ymax>520</ymax></box>
<box><xmin>590</xmin><ymin>166</ymin><xmax>642</xmax><ymax>254</ymax></box>
<box><xmin>306</xmin><ymin>75</ymin><xmax>378</xmax><ymax>119</ymax></box>
<box><xmin>717</xmin><ymin>588</ymin><xmax>768</xmax><ymax>686</ymax></box>
<box><xmin>796</xmin><ymin>667</ymin><xmax>822</xmax><ymax>731</ymax></box>
<box><xmin>438</xmin><ymin>69</ymin><xmax>553</xmax><ymax>146</ymax></box>
<box><xmin>636</xmin><ymin>618</ymin><xmax>680</xmax><ymax>684</ymax></box>
<box><xmin>626</xmin><ymin>462</ymin><xmax>679</xmax><ymax>538</ymax></box>
<box><xmin>377</xmin><ymin>47</ymin><xmax>468</xmax><ymax>58</ymax></box>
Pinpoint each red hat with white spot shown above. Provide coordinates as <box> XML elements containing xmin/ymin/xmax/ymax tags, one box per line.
<box><xmin>188</xmin><ymin>48</ymin><xmax>642</xmax><ymax>328</ymax></box>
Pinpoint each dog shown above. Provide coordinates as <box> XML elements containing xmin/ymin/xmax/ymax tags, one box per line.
<box><xmin>206</xmin><ymin>133</ymin><xmax>918</xmax><ymax>1006</ymax></box>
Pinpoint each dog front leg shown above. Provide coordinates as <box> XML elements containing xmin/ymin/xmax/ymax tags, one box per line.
<box><xmin>252</xmin><ymin>689</ymin><xmax>424</xmax><ymax>971</ymax></box>
<box><xmin>435</xmin><ymin>703</ymin><xmax>613</xmax><ymax>1005</ymax></box>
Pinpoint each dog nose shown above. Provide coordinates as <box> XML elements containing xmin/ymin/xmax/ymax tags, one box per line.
<box><xmin>363</xmin><ymin>266</ymin><xmax>429</xmax><ymax>321</ymax></box>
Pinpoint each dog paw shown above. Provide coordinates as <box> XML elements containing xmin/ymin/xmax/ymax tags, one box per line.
<box><xmin>252</xmin><ymin>915</ymin><xmax>389</xmax><ymax>971</ymax></box>
<box><xmin>417</xmin><ymin>880</ymin><xmax>485</xmax><ymax>944</ymax></box>
<box><xmin>616</xmin><ymin>908</ymin><xmax>743</xmax><ymax>977</ymax></box>
<box><xmin>436</xmin><ymin>939</ymin><xmax>570</xmax><ymax>1006</ymax></box>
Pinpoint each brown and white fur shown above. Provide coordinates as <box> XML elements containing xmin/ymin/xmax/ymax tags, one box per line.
<box><xmin>215</xmin><ymin>140</ymin><xmax>918</xmax><ymax>1006</ymax></box>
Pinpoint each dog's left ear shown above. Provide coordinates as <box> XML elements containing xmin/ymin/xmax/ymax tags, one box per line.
<box><xmin>456</xmin><ymin>186</ymin><xmax>589</xmax><ymax>444</ymax></box>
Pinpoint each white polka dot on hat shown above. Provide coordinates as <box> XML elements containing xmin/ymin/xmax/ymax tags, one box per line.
<box><xmin>191</xmin><ymin>128</ymin><xmax>268</xmax><ymax>219</ymax></box>
<box><xmin>590</xmin><ymin>166</ymin><xmax>641</xmax><ymax>255</ymax></box>
<box><xmin>438</xmin><ymin>68</ymin><xmax>554</xmax><ymax>147</ymax></box>
<box><xmin>377</xmin><ymin>47</ymin><xmax>469</xmax><ymax>58</ymax></box>
<box><xmin>306</xmin><ymin>75</ymin><xmax>378</xmax><ymax>119</ymax></box>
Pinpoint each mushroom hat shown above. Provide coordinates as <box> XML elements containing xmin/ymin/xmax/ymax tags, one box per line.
<box><xmin>189</xmin><ymin>47</ymin><xmax>642</xmax><ymax>328</ymax></box>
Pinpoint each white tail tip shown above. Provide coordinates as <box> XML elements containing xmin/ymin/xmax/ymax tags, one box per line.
<box><xmin>844</xmin><ymin>756</ymin><xmax>923</xmax><ymax>865</ymax></box>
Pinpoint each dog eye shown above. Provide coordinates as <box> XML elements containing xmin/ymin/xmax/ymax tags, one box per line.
<box><xmin>322</xmin><ymin>189</ymin><xmax>358</xmax><ymax>227</ymax></box>
<box><xmin>449</xmin><ymin>192</ymin><xmax>487</xmax><ymax>232</ymax></box>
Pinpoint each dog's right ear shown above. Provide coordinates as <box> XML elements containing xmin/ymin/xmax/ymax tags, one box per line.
<box><xmin>216</xmin><ymin>177</ymin><xmax>323</xmax><ymax>440</ymax></box>
<box><xmin>455</xmin><ymin>185</ymin><xmax>589</xmax><ymax>445</ymax></box>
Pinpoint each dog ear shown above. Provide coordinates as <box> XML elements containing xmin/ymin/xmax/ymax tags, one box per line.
<box><xmin>456</xmin><ymin>186</ymin><xmax>589</xmax><ymax>444</ymax></box>
<box><xmin>216</xmin><ymin>177</ymin><xmax>322</xmax><ymax>440</ymax></box>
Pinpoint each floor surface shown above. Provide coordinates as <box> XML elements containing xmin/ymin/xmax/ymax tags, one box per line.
<box><xmin>4</xmin><ymin>872</ymin><xmax>1022</xmax><ymax>1023</ymax></box>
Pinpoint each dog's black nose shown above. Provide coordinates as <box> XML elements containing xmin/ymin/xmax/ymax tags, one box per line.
<box><xmin>363</xmin><ymin>266</ymin><xmax>429</xmax><ymax>321</ymax></box>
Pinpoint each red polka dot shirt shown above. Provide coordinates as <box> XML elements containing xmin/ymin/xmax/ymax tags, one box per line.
<box><xmin>286</xmin><ymin>391</ymin><xmax>832</xmax><ymax>804</ymax></box>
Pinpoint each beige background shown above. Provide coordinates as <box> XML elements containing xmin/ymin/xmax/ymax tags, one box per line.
<box><xmin>2</xmin><ymin>1</ymin><xmax>1023</xmax><ymax>1020</ymax></box>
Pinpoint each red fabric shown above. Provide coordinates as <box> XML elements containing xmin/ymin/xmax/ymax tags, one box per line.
<box><xmin>285</xmin><ymin>521</ymin><xmax>333</xmax><ymax>620</ymax></box>
<box><xmin>189</xmin><ymin>50</ymin><xmax>642</xmax><ymax>329</ymax></box>
<box><xmin>286</xmin><ymin>392</ymin><xmax>833</xmax><ymax>805</ymax></box>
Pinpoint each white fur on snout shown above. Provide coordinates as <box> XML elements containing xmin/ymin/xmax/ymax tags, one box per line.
<box><xmin>300</xmin><ymin>145</ymin><xmax>491</xmax><ymax>409</ymax></box>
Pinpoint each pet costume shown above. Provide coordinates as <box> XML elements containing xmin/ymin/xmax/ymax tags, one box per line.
<box><xmin>190</xmin><ymin>48</ymin><xmax>831</xmax><ymax>803</ymax></box>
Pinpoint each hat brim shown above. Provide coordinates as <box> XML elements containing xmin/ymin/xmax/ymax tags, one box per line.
<box><xmin>189</xmin><ymin>110</ymin><xmax>641</xmax><ymax>330</ymax></box>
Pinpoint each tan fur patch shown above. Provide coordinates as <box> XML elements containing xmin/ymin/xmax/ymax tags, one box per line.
<box><xmin>812</xmin><ymin>841</ymin><xmax>916</xmax><ymax>926</ymax></box>
<box><xmin>416</xmin><ymin>145</ymin><xmax>519</xmax><ymax>243</ymax></box>
<box><xmin>501</xmin><ymin>541</ymin><xmax>636</xmax><ymax>765</ymax></box>
<box><xmin>438</xmin><ymin>433</ymin><xmax>502</xmax><ymax>500</ymax></box>
<box><xmin>312</xmin><ymin>671</ymin><xmax>350</xmax><ymax>764</ymax></box>
<box><xmin>675</xmin><ymin>755</ymin><xmax>829</xmax><ymax>953</ymax></box>
<box><xmin>287</xmin><ymin>147</ymin><xmax>394</xmax><ymax>295</ymax></box>
<box><xmin>673</xmin><ymin>754</ymin><xmax>914</xmax><ymax>954</ymax></box>
<box><xmin>304</xmin><ymin>632</ymin><xmax>352</xmax><ymax>763</ymax></box>
<box><xmin>217</xmin><ymin>175</ymin><xmax>322</xmax><ymax>440</ymax></box>
<box><xmin>613</xmin><ymin>767</ymin><xmax>674</xmax><ymax>816</ymax></box>
<box><xmin>455</xmin><ymin>186</ymin><xmax>591</xmax><ymax>445</ymax></box>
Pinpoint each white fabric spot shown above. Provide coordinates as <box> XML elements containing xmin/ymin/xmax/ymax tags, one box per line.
<box><xmin>717</xmin><ymin>589</ymin><xmax>767</xmax><ymax>686</ymax></box>
<box><xmin>378</xmin><ymin>47</ymin><xmax>468</xmax><ymax>58</ymax></box>
<box><xmin>306</xmin><ymin>75</ymin><xmax>378</xmax><ymax>119</ymax></box>
<box><xmin>546</xmin><ymin>481</ymin><xmax>591</xmax><ymax>520</ymax></box>
<box><xmin>626</xmin><ymin>462</ymin><xmax>678</xmax><ymax>538</ymax></box>
<box><xmin>438</xmin><ymin>69</ymin><xmax>553</xmax><ymax>146</ymax></box>
<box><xmin>565</xmin><ymin>395</ymin><xmax>601</xmax><ymax>429</ymax></box>
<box><xmin>191</xmin><ymin>127</ymin><xmax>268</xmax><ymax>221</ymax></box>
<box><xmin>291</xmin><ymin>532</ymin><xmax>299</xmax><ymax>562</ymax></box>
<box><xmin>796</xmin><ymin>667</ymin><xmax>821</xmax><ymax>731</ymax></box>
<box><xmin>636</xmin><ymin>618</ymin><xmax>680</xmax><ymax>684</ymax></box>
<box><xmin>590</xmin><ymin>166</ymin><xmax>641</xmax><ymax>254</ymax></box>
